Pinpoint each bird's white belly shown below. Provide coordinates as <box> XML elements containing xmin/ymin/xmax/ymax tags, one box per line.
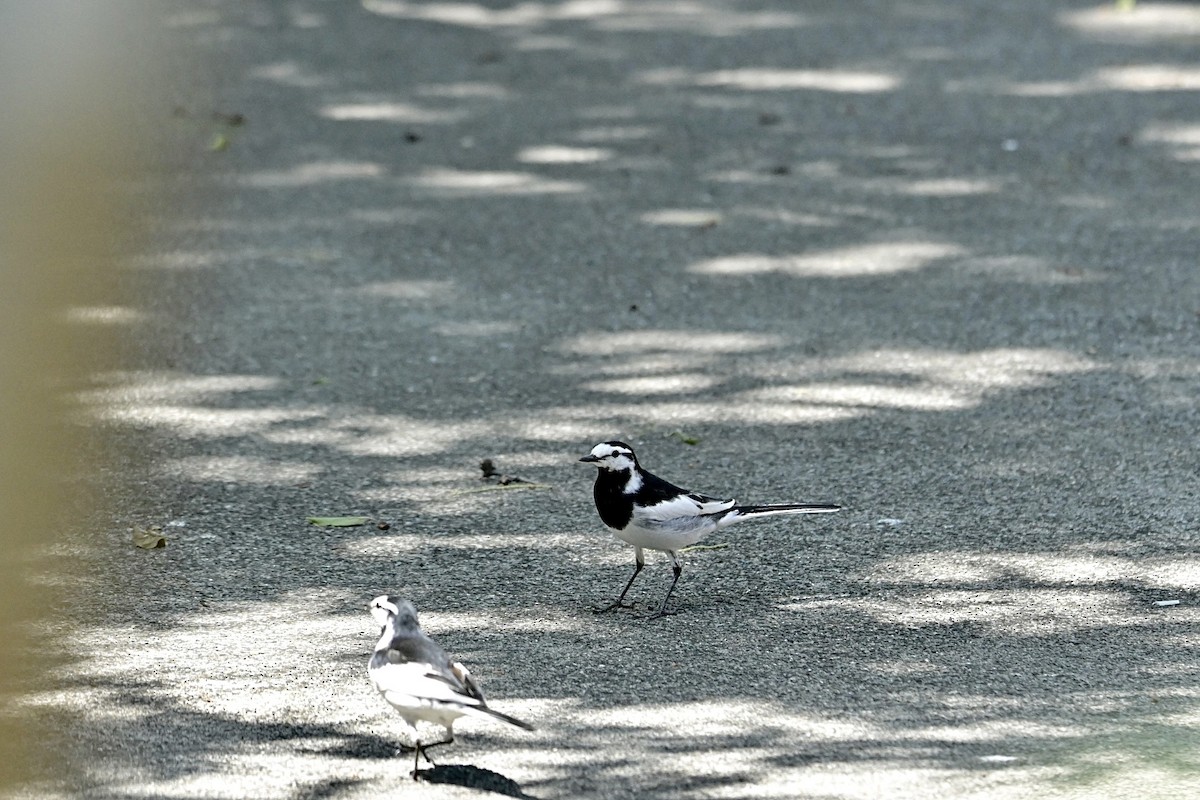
<box><xmin>612</xmin><ymin>519</ymin><xmax>713</xmax><ymax>552</ymax></box>
<box><xmin>380</xmin><ymin>690</ymin><xmax>467</xmax><ymax>729</ymax></box>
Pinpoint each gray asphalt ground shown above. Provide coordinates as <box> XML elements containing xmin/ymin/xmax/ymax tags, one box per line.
<box><xmin>14</xmin><ymin>1</ymin><xmax>1200</xmax><ymax>798</ymax></box>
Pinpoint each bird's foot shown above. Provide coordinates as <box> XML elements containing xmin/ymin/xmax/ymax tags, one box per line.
<box><xmin>593</xmin><ymin>599</ymin><xmax>636</xmax><ymax>613</ymax></box>
<box><xmin>410</xmin><ymin>752</ymin><xmax>435</xmax><ymax>780</ymax></box>
<box><xmin>410</xmin><ymin>737</ymin><xmax>450</xmax><ymax>779</ymax></box>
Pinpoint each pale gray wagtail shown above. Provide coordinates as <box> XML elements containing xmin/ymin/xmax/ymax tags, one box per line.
<box><xmin>367</xmin><ymin>596</ymin><xmax>533</xmax><ymax>776</ymax></box>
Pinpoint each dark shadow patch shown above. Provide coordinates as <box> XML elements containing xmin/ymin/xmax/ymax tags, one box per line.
<box><xmin>300</xmin><ymin>738</ymin><xmax>407</xmax><ymax>760</ymax></box>
<box><xmin>417</xmin><ymin>763</ymin><xmax>535</xmax><ymax>798</ymax></box>
<box><xmin>291</xmin><ymin>777</ymin><xmax>368</xmax><ymax>800</ymax></box>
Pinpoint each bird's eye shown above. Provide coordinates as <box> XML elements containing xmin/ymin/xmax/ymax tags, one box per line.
<box><xmin>610</xmin><ymin>450</ymin><xmax>619</xmax><ymax>458</ymax></box>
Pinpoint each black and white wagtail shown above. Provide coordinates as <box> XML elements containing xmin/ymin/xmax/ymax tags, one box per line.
<box><xmin>579</xmin><ymin>441</ymin><xmax>840</xmax><ymax>619</ymax></box>
<box><xmin>367</xmin><ymin>596</ymin><xmax>534</xmax><ymax>776</ymax></box>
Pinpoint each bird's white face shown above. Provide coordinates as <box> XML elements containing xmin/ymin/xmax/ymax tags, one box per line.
<box><xmin>369</xmin><ymin>595</ymin><xmax>399</xmax><ymax>627</ymax></box>
<box><xmin>580</xmin><ymin>441</ymin><xmax>638</xmax><ymax>472</ymax></box>
<box><xmin>370</xmin><ymin>595</ymin><xmax>421</xmax><ymax>632</ymax></box>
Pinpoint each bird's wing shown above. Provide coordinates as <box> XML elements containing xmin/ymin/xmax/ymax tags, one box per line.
<box><xmin>371</xmin><ymin>660</ymin><xmax>484</xmax><ymax>706</ymax></box>
<box><xmin>635</xmin><ymin>471</ymin><xmax>734</xmax><ymax>514</ymax></box>
<box><xmin>633</xmin><ymin>490</ymin><xmax>736</xmax><ymax>523</ymax></box>
<box><xmin>372</xmin><ymin>633</ymin><xmax>484</xmax><ymax>705</ymax></box>
<box><xmin>686</xmin><ymin>491</ymin><xmax>738</xmax><ymax>515</ymax></box>
<box><xmin>449</xmin><ymin>659</ymin><xmax>487</xmax><ymax>703</ymax></box>
<box><xmin>371</xmin><ymin>634</ymin><xmax>532</xmax><ymax>732</ymax></box>
<box><xmin>382</xmin><ymin>632</ymin><xmax>451</xmax><ymax>667</ymax></box>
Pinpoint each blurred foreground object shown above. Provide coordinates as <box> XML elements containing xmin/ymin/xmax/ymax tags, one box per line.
<box><xmin>0</xmin><ymin>2</ymin><xmax>156</xmax><ymax>792</ymax></box>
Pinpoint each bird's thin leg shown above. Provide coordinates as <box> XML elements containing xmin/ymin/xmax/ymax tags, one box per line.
<box><xmin>411</xmin><ymin>740</ymin><xmax>423</xmax><ymax>778</ymax></box>
<box><xmin>596</xmin><ymin>549</ymin><xmax>644</xmax><ymax>612</ymax></box>
<box><xmin>644</xmin><ymin>553</ymin><xmax>683</xmax><ymax>620</ymax></box>
<box><xmin>420</xmin><ymin>734</ymin><xmax>454</xmax><ymax>761</ymax></box>
<box><xmin>411</xmin><ymin>731</ymin><xmax>452</xmax><ymax>778</ymax></box>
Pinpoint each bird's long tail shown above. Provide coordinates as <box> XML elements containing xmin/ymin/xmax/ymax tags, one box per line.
<box><xmin>724</xmin><ymin>502</ymin><xmax>841</xmax><ymax>525</ymax></box>
<box><xmin>465</xmin><ymin>704</ymin><xmax>536</xmax><ymax>731</ymax></box>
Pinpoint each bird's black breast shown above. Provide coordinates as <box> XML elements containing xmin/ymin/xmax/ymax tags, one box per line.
<box><xmin>593</xmin><ymin>470</ymin><xmax>634</xmax><ymax>530</ymax></box>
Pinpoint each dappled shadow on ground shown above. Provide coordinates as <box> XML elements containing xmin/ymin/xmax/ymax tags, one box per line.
<box><xmin>39</xmin><ymin>0</ymin><xmax>1200</xmax><ymax>797</ymax></box>
<box><xmin>29</xmin><ymin>544</ymin><xmax>1200</xmax><ymax>796</ymax></box>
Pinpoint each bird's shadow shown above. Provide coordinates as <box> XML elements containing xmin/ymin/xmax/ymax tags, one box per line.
<box><xmin>303</xmin><ymin>739</ymin><xmax>532</xmax><ymax>796</ymax></box>
<box><xmin>416</xmin><ymin>763</ymin><xmax>534</xmax><ymax>798</ymax></box>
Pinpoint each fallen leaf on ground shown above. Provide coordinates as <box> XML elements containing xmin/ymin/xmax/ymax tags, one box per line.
<box><xmin>307</xmin><ymin>516</ymin><xmax>369</xmax><ymax>527</ymax></box>
<box><xmin>132</xmin><ymin>526</ymin><xmax>167</xmax><ymax>549</ymax></box>
<box><xmin>668</xmin><ymin>431</ymin><xmax>701</xmax><ymax>445</ymax></box>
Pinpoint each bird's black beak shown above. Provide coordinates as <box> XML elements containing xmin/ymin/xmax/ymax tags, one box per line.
<box><xmin>579</xmin><ymin>454</ymin><xmax>600</xmax><ymax>463</ymax></box>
